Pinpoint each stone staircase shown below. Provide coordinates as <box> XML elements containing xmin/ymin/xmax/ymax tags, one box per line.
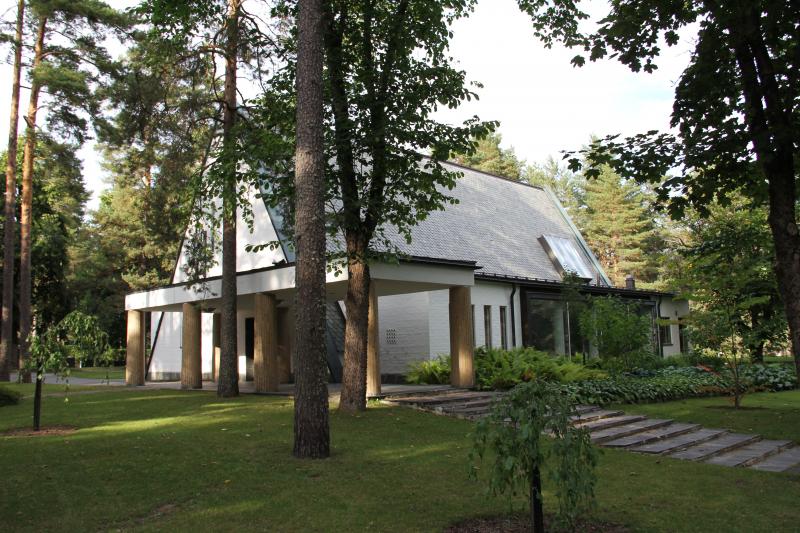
<box><xmin>385</xmin><ymin>390</ymin><xmax>800</xmax><ymax>474</ymax></box>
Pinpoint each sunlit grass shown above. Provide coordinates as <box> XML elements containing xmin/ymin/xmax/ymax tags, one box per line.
<box><xmin>1</xmin><ymin>388</ymin><xmax>799</xmax><ymax>532</ymax></box>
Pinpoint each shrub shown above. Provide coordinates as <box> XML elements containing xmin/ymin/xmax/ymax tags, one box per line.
<box><xmin>0</xmin><ymin>385</ymin><xmax>22</xmax><ymax>407</ymax></box>
<box><xmin>474</xmin><ymin>347</ymin><xmax>607</xmax><ymax>390</ymax></box>
<box><xmin>406</xmin><ymin>355</ymin><xmax>450</xmax><ymax>384</ymax></box>
<box><xmin>471</xmin><ymin>381</ymin><xmax>597</xmax><ymax>532</ymax></box>
<box><xmin>564</xmin><ymin>364</ymin><xmax>796</xmax><ymax>406</ymax></box>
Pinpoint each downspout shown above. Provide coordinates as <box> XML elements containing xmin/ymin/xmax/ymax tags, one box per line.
<box><xmin>510</xmin><ymin>284</ymin><xmax>517</xmax><ymax>348</ymax></box>
<box><xmin>656</xmin><ymin>296</ymin><xmax>664</xmax><ymax>358</ymax></box>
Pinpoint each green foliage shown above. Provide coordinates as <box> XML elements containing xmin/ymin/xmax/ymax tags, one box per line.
<box><xmin>471</xmin><ymin>381</ymin><xmax>597</xmax><ymax>531</ymax></box>
<box><xmin>474</xmin><ymin>347</ymin><xmax>607</xmax><ymax>391</ymax></box>
<box><xmin>670</xmin><ymin>199</ymin><xmax>786</xmax><ymax>361</ymax></box>
<box><xmin>579</xmin><ymin>165</ymin><xmax>662</xmax><ymax>287</ymax></box>
<box><xmin>60</xmin><ymin>311</ymin><xmax>111</xmax><ymax>368</ymax></box>
<box><xmin>406</xmin><ymin>355</ymin><xmax>451</xmax><ymax>385</ymax></box>
<box><xmin>564</xmin><ymin>365</ymin><xmax>796</xmax><ymax>406</ymax></box>
<box><xmin>453</xmin><ymin>133</ymin><xmax>523</xmax><ymax>179</ymax></box>
<box><xmin>0</xmin><ymin>386</ymin><xmax>22</xmax><ymax>407</ymax></box>
<box><xmin>577</xmin><ymin>296</ymin><xmax>655</xmax><ymax>371</ymax></box>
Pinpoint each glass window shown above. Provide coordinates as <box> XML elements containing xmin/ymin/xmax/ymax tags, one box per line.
<box><xmin>659</xmin><ymin>321</ymin><xmax>673</xmax><ymax>346</ymax></box>
<box><xmin>483</xmin><ymin>305</ymin><xmax>493</xmax><ymax>348</ymax></box>
<box><xmin>523</xmin><ymin>296</ymin><xmax>567</xmax><ymax>354</ymax></box>
<box><xmin>500</xmin><ymin>306</ymin><xmax>508</xmax><ymax>350</ymax></box>
<box><xmin>679</xmin><ymin>323</ymin><xmax>689</xmax><ymax>353</ymax></box>
<box><xmin>540</xmin><ymin>235</ymin><xmax>593</xmax><ymax>279</ymax></box>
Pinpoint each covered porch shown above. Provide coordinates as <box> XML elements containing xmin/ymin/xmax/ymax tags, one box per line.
<box><xmin>123</xmin><ymin>258</ymin><xmax>479</xmax><ymax>395</ymax></box>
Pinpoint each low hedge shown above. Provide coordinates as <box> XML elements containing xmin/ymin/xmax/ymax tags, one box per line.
<box><xmin>474</xmin><ymin>347</ymin><xmax>607</xmax><ymax>390</ymax></box>
<box><xmin>0</xmin><ymin>385</ymin><xmax>22</xmax><ymax>407</ymax></box>
<box><xmin>564</xmin><ymin>364</ymin><xmax>796</xmax><ymax>406</ymax></box>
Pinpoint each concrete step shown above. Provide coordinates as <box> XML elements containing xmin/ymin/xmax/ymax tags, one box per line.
<box><xmin>434</xmin><ymin>397</ymin><xmax>497</xmax><ymax>411</ymax></box>
<box><xmin>668</xmin><ymin>433</ymin><xmax>761</xmax><ymax>461</ymax></box>
<box><xmin>748</xmin><ymin>446</ymin><xmax>800</xmax><ymax>472</ymax></box>
<box><xmin>630</xmin><ymin>428</ymin><xmax>728</xmax><ymax>455</ymax></box>
<box><xmin>440</xmin><ymin>405</ymin><xmax>493</xmax><ymax>417</ymax></box>
<box><xmin>705</xmin><ymin>439</ymin><xmax>794</xmax><ymax>468</ymax></box>
<box><xmin>603</xmin><ymin>422</ymin><xmax>702</xmax><ymax>448</ymax></box>
<box><xmin>381</xmin><ymin>387</ymin><xmax>469</xmax><ymax>400</ymax></box>
<box><xmin>590</xmin><ymin>418</ymin><xmax>673</xmax><ymax>444</ymax></box>
<box><xmin>570</xmin><ymin>409</ymin><xmax>624</xmax><ymax>424</ymax></box>
<box><xmin>577</xmin><ymin>414</ymin><xmax>647</xmax><ymax>432</ymax></box>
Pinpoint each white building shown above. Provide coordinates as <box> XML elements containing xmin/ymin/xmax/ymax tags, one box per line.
<box><xmin>123</xmin><ymin>162</ymin><xmax>689</xmax><ymax>391</ymax></box>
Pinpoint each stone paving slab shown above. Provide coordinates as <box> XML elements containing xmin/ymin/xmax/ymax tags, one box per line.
<box><xmin>570</xmin><ymin>409</ymin><xmax>623</xmax><ymax>424</ymax></box>
<box><xmin>589</xmin><ymin>418</ymin><xmax>673</xmax><ymax>444</ymax></box>
<box><xmin>629</xmin><ymin>428</ymin><xmax>727</xmax><ymax>454</ymax></box>
<box><xmin>577</xmin><ymin>414</ymin><xmax>646</xmax><ymax>432</ymax></box>
<box><xmin>705</xmin><ymin>439</ymin><xmax>793</xmax><ymax>467</ymax></box>
<box><xmin>604</xmin><ymin>422</ymin><xmax>701</xmax><ymax>448</ymax></box>
<box><xmin>668</xmin><ymin>433</ymin><xmax>760</xmax><ymax>461</ymax></box>
<box><xmin>749</xmin><ymin>446</ymin><xmax>800</xmax><ymax>472</ymax></box>
<box><xmin>575</xmin><ymin>405</ymin><xmax>599</xmax><ymax>415</ymax></box>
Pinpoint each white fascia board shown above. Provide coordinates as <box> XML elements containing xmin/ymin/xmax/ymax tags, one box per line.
<box><xmin>370</xmin><ymin>261</ymin><xmax>475</xmax><ymax>287</ymax></box>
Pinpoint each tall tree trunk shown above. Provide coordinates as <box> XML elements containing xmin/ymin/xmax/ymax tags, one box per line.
<box><xmin>18</xmin><ymin>15</ymin><xmax>47</xmax><ymax>384</ymax></box>
<box><xmin>217</xmin><ymin>0</ymin><xmax>240</xmax><ymax>398</ymax></box>
<box><xmin>339</xmin><ymin>244</ymin><xmax>371</xmax><ymax>413</ymax></box>
<box><xmin>292</xmin><ymin>0</ymin><xmax>330</xmax><ymax>458</ymax></box>
<box><xmin>0</xmin><ymin>0</ymin><xmax>25</xmax><ymax>382</ymax></box>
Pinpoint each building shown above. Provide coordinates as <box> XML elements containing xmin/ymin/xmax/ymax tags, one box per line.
<box><xmin>123</xmin><ymin>161</ymin><xmax>689</xmax><ymax>392</ymax></box>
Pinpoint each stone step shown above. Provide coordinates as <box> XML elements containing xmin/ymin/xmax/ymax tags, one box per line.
<box><xmin>577</xmin><ymin>414</ymin><xmax>647</xmax><ymax>432</ymax></box>
<box><xmin>668</xmin><ymin>433</ymin><xmax>761</xmax><ymax>461</ymax></box>
<box><xmin>440</xmin><ymin>405</ymin><xmax>492</xmax><ymax>417</ymax></box>
<box><xmin>570</xmin><ymin>409</ymin><xmax>624</xmax><ymax>424</ymax></box>
<box><xmin>391</xmin><ymin>392</ymin><xmax>496</xmax><ymax>406</ymax></box>
<box><xmin>705</xmin><ymin>439</ymin><xmax>794</xmax><ymax>468</ymax></box>
<box><xmin>603</xmin><ymin>422</ymin><xmax>702</xmax><ymax>448</ymax></box>
<box><xmin>434</xmin><ymin>397</ymin><xmax>497</xmax><ymax>411</ymax></box>
<box><xmin>590</xmin><ymin>418</ymin><xmax>673</xmax><ymax>444</ymax></box>
<box><xmin>575</xmin><ymin>405</ymin><xmax>600</xmax><ymax>415</ymax></box>
<box><xmin>748</xmin><ymin>446</ymin><xmax>800</xmax><ymax>472</ymax></box>
<box><xmin>630</xmin><ymin>428</ymin><xmax>728</xmax><ymax>455</ymax></box>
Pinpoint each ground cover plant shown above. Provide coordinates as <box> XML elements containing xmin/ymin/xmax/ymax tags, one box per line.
<box><xmin>2</xmin><ymin>388</ymin><xmax>800</xmax><ymax>532</ymax></box>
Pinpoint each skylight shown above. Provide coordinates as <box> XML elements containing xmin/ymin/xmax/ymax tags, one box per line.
<box><xmin>539</xmin><ymin>235</ymin><xmax>593</xmax><ymax>280</ymax></box>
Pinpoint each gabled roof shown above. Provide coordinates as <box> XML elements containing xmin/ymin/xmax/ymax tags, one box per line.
<box><xmin>377</xmin><ymin>161</ymin><xmax>611</xmax><ymax>286</ymax></box>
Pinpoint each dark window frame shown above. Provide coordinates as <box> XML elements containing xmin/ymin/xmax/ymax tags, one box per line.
<box><xmin>483</xmin><ymin>305</ymin><xmax>493</xmax><ymax>348</ymax></box>
<box><xmin>499</xmin><ymin>306</ymin><xmax>508</xmax><ymax>350</ymax></box>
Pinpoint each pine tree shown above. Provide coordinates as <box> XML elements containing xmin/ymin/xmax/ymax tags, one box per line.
<box><xmin>453</xmin><ymin>133</ymin><xmax>522</xmax><ymax>179</ymax></box>
<box><xmin>581</xmin><ymin>166</ymin><xmax>658</xmax><ymax>287</ymax></box>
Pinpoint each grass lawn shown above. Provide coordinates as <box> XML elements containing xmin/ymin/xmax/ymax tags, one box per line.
<box><xmin>2</xmin><ymin>389</ymin><xmax>799</xmax><ymax>532</ymax></box>
<box><xmin>69</xmin><ymin>366</ymin><xmax>125</xmax><ymax>380</ymax></box>
<box><xmin>616</xmin><ymin>389</ymin><xmax>800</xmax><ymax>443</ymax></box>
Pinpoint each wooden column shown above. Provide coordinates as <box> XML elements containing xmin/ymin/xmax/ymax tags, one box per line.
<box><xmin>212</xmin><ymin>313</ymin><xmax>221</xmax><ymax>381</ymax></box>
<box><xmin>277</xmin><ymin>307</ymin><xmax>292</xmax><ymax>383</ymax></box>
<box><xmin>254</xmin><ymin>293</ymin><xmax>279</xmax><ymax>392</ymax></box>
<box><xmin>181</xmin><ymin>303</ymin><xmax>202</xmax><ymax>389</ymax></box>
<box><xmin>367</xmin><ymin>282</ymin><xmax>381</xmax><ymax>396</ymax></box>
<box><xmin>449</xmin><ymin>286</ymin><xmax>474</xmax><ymax>388</ymax></box>
<box><xmin>125</xmin><ymin>310</ymin><xmax>145</xmax><ymax>386</ymax></box>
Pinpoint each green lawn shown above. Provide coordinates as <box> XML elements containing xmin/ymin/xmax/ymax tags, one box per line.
<box><xmin>1</xmin><ymin>389</ymin><xmax>799</xmax><ymax>532</ymax></box>
<box><xmin>69</xmin><ymin>366</ymin><xmax>125</xmax><ymax>380</ymax></box>
<box><xmin>616</xmin><ymin>389</ymin><xmax>800</xmax><ymax>443</ymax></box>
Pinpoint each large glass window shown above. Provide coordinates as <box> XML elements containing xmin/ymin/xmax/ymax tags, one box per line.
<box><xmin>523</xmin><ymin>296</ymin><xmax>568</xmax><ymax>354</ymax></box>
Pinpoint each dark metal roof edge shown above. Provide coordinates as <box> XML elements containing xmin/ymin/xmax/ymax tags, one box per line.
<box><xmin>474</xmin><ymin>272</ymin><xmax>673</xmax><ymax>297</ymax></box>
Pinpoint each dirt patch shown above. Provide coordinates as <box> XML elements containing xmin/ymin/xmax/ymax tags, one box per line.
<box><xmin>445</xmin><ymin>514</ymin><xmax>630</xmax><ymax>533</ymax></box>
<box><xmin>1</xmin><ymin>425</ymin><xmax>77</xmax><ymax>437</ymax></box>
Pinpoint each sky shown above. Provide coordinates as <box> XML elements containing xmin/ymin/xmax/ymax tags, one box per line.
<box><xmin>0</xmin><ymin>0</ymin><xmax>695</xmax><ymax>212</ymax></box>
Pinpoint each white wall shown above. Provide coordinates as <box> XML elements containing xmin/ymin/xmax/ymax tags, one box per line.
<box><xmin>172</xmin><ymin>187</ymin><xmax>286</xmax><ymax>284</ymax></box>
<box><xmin>149</xmin><ymin>311</ymin><xmax>182</xmax><ymax>379</ymax></box>
<box><xmin>375</xmin><ymin>280</ymin><xmax>522</xmax><ymax>376</ymax></box>
<box><xmin>376</xmin><ymin>292</ymin><xmax>431</xmax><ymax>375</ymax></box>
<box><xmin>659</xmin><ymin>297</ymin><xmax>690</xmax><ymax>357</ymax></box>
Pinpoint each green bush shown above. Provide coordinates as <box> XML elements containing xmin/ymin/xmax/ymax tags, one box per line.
<box><xmin>474</xmin><ymin>347</ymin><xmax>607</xmax><ymax>390</ymax></box>
<box><xmin>564</xmin><ymin>364</ymin><xmax>797</xmax><ymax>405</ymax></box>
<box><xmin>406</xmin><ymin>355</ymin><xmax>451</xmax><ymax>385</ymax></box>
<box><xmin>0</xmin><ymin>385</ymin><xmax>22</xmax><ymax>407</ymax></box>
